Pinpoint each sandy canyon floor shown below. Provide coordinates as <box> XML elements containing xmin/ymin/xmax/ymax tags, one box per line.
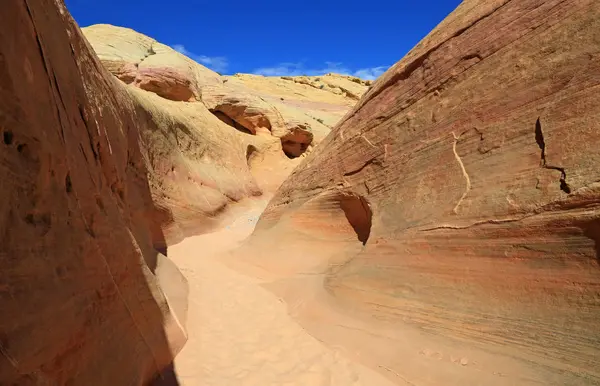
<box><xmin>160</xmin><ymin>197</ymin><xmax>396</xmax><ymax>386</ymax></box>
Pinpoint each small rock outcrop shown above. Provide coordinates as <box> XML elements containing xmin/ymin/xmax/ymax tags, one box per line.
<box><xmin>242</xmin><ymin>0</ymin><xmax>600</xmax><ymax>384</ymax></box>
<box><xmin>83</xmin><ymin>24</ymin><xmax>221</xmax><ymax>101</ymax></box>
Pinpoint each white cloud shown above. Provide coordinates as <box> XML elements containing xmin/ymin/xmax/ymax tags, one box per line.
<box><xmin>252</xmin><ymin>61</ymin><xmax>388</xmax><ymax>80</ymax></box>
<box><xmin>172</xmin><ymin>44</ymin><xmax>229</xmax><ymax>74</ymax></box>
<box><xmin>353</xmin><ymin>66</ymin><xmax>389</xmax><ymax>81</ymax></box>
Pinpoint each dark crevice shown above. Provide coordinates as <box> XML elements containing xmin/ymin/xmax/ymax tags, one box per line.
<box><xmin>3</xmin><ymin>131</ymin><xmax>13</xmax><ymax>145</ymax></box>
<box><xmin>210</xmin><ymin>109</ymin><xmax>254</xmax><ymax>135</ymax></box>
<box><xmin>52</xmin><ymin>72</ymin><xmax>68</xmax><ymax>111</ymax></box>
<box><xmin>282</xmin><ymin>140</ymin><xmax>308</xmax><ymax>159</ymax></box>
<box><xmin>24</xmin><ymin>0</ymin><xmax>50</xmax><ymax>78</ymax></box>
<box><xmin>79</xmin><ymin>144</ymin><xmax>88</xmax><ymax>163</ymax></box>
<box><xmin>363</xmin><ymin>181</ymin><xmax>371</xmax><ymax>194</ymax></box>
<box><xmin>535</xmin><ymin>118</ymin><xmax>571</xmax><ymax>194</ymax></box>
<box><xmin>49</xmin><ymin>72</ymin><xmax>67</xmax><ymax>143</ymax></box>
<box><xmin>127</xmin><ymin>148</ymin><xmax>137</xmax><ymax>168</ymax></box>
<box><xmin>370</xmin><ymin>115</ymin><xmax>388</xmax><ymax>126</ymax></box>
<box><xmin>55</xmin><ymin>103</ymin><xmax>66</xmax><ymax>143</ymax></box>
<box><xmin>558</xmin><ymin>176</ymin><xmax>571</xmax><ymax>194</ymax></box>
<box><xmin>535</xmin><ymin>118</ymin><xmax>546</xmax><ymax>163</ymax></box>
<box><xmin>246</xmin><ymin>145</ymin><xmax>258</xmax><ymax>163</ymax></box>
<box><xmin>582</xmin><ymin>219</ymin><xmax>600</xmax><ymax>263</ymax></box>
<box><xmin>472</xmin><ymin>127</ymin><xmax>499</xmax><ymax>154</ymax></box>
<box><xmin>96</xmin><ymin>197</ymin><xmax>105</xmax><ymax>213</ymax></box>
<box><xmin>339</xmin><ymin>194</ymin><xmax>373</xmax><ymax>245</ymax></box>
<box><xmin>461</xmin><ymin>53</ymin><xmax>483</xmax><ymax>61</ymax></box>
<box><xmin>85</xmin><ymin>221</ymin><xmax>96</xmax><ymax>239</ymax></box>
<box><xmin>96</xmin><ymin>142</ymin><xmax>102</xmax><ymax>163</ymax></box>
<box><xmin>65</xmin><ymin>173</ymin><xmax>73</xmax><ymax>194</ymax></box>
<box><xmin>24</xmin><ymin>212</ymin><xmax>51</xmax><ymax>236</ymax></box>
<box><xmin>343</xmin><ymin>157</ymin><xmax>383</xmax><ymax>177</ymax></box>
<box><xmin>111</xmin><ymin>182</ymin><xmax>126</xmax><ymax>202</ymax></box>
<box><xmin>78</xmin><ymin>105</ymin><xmax>98</xmax><ymax>161</ymax></box>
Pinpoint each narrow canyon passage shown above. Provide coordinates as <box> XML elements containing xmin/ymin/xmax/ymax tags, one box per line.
<box><xmin>164</xmin><ymin>198</ymin><xmax>395</xmax><ymax>386</ymax></box>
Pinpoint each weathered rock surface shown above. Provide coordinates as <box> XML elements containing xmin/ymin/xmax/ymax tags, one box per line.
<box><xmin>83</xmin><ymin>24</ymin><xmax>368</xmax><ymax>159</ymax></box>
<box><xmin>81</xmin><ymin>25</ymin><xmax>271</xmax><ymax>243</ymax></box>
<box><xmin>0</xmin><ymin>1</ymin><xmax>186</xmax><ymax>384</ymax></box>
<box><xmin>81</xmin><ymin>24</ymin><xmax>371</xmax><ymax>242</ymax></box>
<box><xmin>124</xmin><ymin>85</ymin><xmax>264</xmax><ymax>246</ymax></box>
<box><xmin>240</xmin><ymin>0</ymin><xmax>600</xmax><ymax>384</ymax></box>
<box><xmin>82</xmin><ymin>24</ymin><xmax>221</xmax><ymax>101</ymax></box>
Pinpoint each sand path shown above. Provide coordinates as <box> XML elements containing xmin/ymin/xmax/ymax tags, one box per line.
<box><xmin>166</xmin><ymin>199</ymin><xmax>395</xmax><ymax>386</ymax></box>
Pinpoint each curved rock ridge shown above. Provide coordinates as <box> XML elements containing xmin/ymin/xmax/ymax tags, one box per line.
<box><xmin>238</xmin><ymin>0</ymin><xmax>600</xmax><ymax>384</ymax></box>
<box><xmin>0</xmin><ymin>1</ymin><xmax>187</xmax><ymax>384</ymax></box>
<box><xmin>124</xmin><ymin>85</ymin><xmax>265</xmax><ymax>245</ymax></box>
<box><xmin>82</xmin><ymin>24</ymin><xmax>221</xmax><ymax>101</ymax></box>
<box><xmin>280</xmin><ymin>73</ymin><xmax>372</xmax><ymax>101</ymax></box>
<box><xmin>82</xmin><ymin>24</ymin><xmax>370</xmax><ymax>160</ymax></box>
<box><xmin>80</xmin><ymin>24</ymin><xmax>372</xmax><ymax>241</ymax></box>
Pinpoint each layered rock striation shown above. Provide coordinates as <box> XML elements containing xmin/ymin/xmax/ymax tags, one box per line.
<box><xmin>0</xmin><ymin>1</ymin><xmax>188</xmax><ymax>384</ymax></box>
<box><xmin>242</xmin><ymin>1</ymin><xmax>600</xmax><ymax>384</ymax></box>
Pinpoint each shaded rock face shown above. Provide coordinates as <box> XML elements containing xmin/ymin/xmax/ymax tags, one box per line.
<box><xmin>81</xmin><ymin>25</ymin><xmax>266</xmax><ymax>244</ymax></box>
<box><xmin>248</xmin><ymin>0</ymin><xmax>600</xmax><ymax>384</ymax></box>
<box><xmin>280</xmin><ymin>126</ymin><xmax>314</xmax><ymax>159</ymax></box>
<box><xmin>280</xmin><ymin>74</ymin><xmax>371</xmax><ymax>101</ymax></box>
<box><xmin>0</xmin><ymin>1</ymin><xmax>186</xmax><ymax>384</ymax></box>
<box><xmin>124</xmin><ymin>86</ymin><xmax>262</xmax><ymax>245</ymax></box>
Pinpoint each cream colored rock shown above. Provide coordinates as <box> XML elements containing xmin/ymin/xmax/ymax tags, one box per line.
<box><xmin>82</xmin><ymin>28</ymin><xmax>288</xmax><ymax>244</ymax></box>
<box><xmin>83</xmin><ymin>24</ymin><xmax>221</xmax><ymax>101</ymax></box>
<box><xmin>218</xmin><ymin>73</ymin><xmax>365</xmax><ymax>138</ymax></box>
<box><xmin>281</xmin><ymin>73</ymin><xmax>371</xmax><ymax>101</ymax></box>
<box><xmin>81</xmin><ymin>24</ymin><xmax>370</xmax><ymax>242</ymax></box>
<box><xmin>82</xmin><ymin>25</ymin><xmax>369</xmax><ymax>160</ymax></box>
<box><xmin>124</xmin><ymin>85</ymin><xmax>265</xmax><ymax>244</ymax></box>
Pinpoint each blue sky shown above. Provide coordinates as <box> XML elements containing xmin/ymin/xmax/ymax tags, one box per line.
<box><xmin>65</xmin><ymin>0</ymin><xmax>461</xmax><ymax>79</ymax></box>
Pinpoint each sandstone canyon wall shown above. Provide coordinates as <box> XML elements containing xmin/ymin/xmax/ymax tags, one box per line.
<box><xmin>0</xmin><ymin>1</ymin><xmax>369</xmax><ymax>384</ymax></box>
<box><xmin>0</xmin><ymin>1</ymin><xmax>187</xmax><ymax>384</ymax></box>
<box><xmin>80</xmin><ymin>24</ymin><xmax>370</xmax><ymax>243</ymax></box>
<box><xmin>243</xmin><ymin>0</ymin><xmax>600</xmax><ymax>384</ymax></box>
<box><xmin>83</xmin><ymin>24</ymin><xmax>370</xmax><ymax>199</ymax></box>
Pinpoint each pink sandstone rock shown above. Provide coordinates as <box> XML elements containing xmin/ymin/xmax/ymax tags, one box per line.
<box><xmin>242</xmin><ymin>0</ymin><xmax>600</xmax><ymax>384</ymax></box>
<box><xmin>0</xmin><ymin>1</ymin><xmax>187</xmax><ymax>384</ymax></box>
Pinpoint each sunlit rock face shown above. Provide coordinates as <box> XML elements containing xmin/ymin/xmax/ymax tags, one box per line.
<box><xmin>241</xmin><ymin>1</ymin><xmax>600</xmax><ymax>384</ymax></box>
